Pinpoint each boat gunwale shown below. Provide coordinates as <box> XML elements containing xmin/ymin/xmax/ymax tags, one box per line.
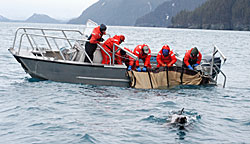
<box><xmin>11</xmin><ymin>52</ymin><xmax>127</xmax><ymax>69</ymax></box>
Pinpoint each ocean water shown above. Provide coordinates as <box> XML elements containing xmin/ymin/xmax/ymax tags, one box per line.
<box><xmin>0</xmin><ymin>22</ymin><xmax>250</xmax><ymax>144</ymax></box>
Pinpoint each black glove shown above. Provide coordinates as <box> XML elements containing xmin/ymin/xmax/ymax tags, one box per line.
<box><xmin>100</xmin><ymin>38</ymin><xmax>105</xmax><ymax>42</ymax></box>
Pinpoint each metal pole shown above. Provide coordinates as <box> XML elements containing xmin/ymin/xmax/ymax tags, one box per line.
<box><xmin>23</xmin><ymin>29</ymin><xmax>35</xmax><ymax>50</ymax></box>
<box><xmin>113</xmin><ymin>44</ymin><xmax>138</xmax><ymax>60</ymax></box>
<box><xmin>214</xmin><ymin>45</ymin><xmax>227</xmax><ymax>62</ymax></box>
<box><xmin>41</xmin><ymin>29</ymin><xmax>52</xmax><ymax>50</ymax></box>
<box><xmin>20</xmin><ymin>34</ymin><xmax>45</xmax><ymax>58</ymax></box>
<box><xmin>113</xmin><ymin>44</ymin><xmax>115</xmax><ymax>65</ymax></box>
<box><xmin>12</xmin><ymin>28</ymin><xmax>22</xmax><ymax>49</ymax></box>
<box><xmin>30</xmin><ymin>35</ymin><xmax>39</xmax><ymax>50</ymax></box>
<box><xmin>97</xmin><ymin>43</ymin><xmax>111</xmax><ymax>65</ymax></box>
<box><xmin>62</xmin><ymin>30</ymin><xmax>73</xmax><ymax>49</ymax></box>
<box><xmin>210</xmin><ymin>46</ymin><xmax>215</xmax><ymax>76</ymax></box>
<box><xmin>18</xmin><ymin>34</ymin><xmax>24</xmax><ymax>54</ymax></box>
<box><xmin>53</xmin><ymin>39</ymin><xmax>66</xmax><ymax>60</ymax></box>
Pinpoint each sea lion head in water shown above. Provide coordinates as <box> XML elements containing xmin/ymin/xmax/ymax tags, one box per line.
<box><xmin>174</xmin><ymin>115</ymin><xmax>187</xmax><ymax>124</ymax></box>
<box><xmin>170</xmin><ymin>108</ymin><xmax>187</xmax><ymax>125</ymax></box>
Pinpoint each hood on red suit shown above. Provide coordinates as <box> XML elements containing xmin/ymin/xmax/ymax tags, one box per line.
<box><xmin>162</xmin><ymin>45</ymin><xmax>170</xmax><ymax>51</ymax></box>
<box><xmin>113</xmin><ymin>35</ymin><xmax>125</xmax><ymax>43</ymax></box>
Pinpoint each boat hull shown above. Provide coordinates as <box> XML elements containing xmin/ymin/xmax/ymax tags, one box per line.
<box><xmin>14</xmin><ymin>55</ymin><xmax>130</xmax><ymax>87</ymax></box>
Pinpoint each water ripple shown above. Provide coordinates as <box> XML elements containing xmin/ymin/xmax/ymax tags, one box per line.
<box><xmin>80</xmin><ymin>134</ymin><xmax>99</xmax><ymax>144</ymax></box>
<box><xmin>141</xmin><ymin>115</ymin><xmax>167</xmax><ymax>124</ymax></box>
<box><xmin>158</xmin><ymin>101</ymin><xmax>177</xmax><ymax>107</ymax></box>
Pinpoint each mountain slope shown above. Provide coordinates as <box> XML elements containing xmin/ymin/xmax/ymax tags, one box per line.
<box><xmin>135</xmin><ymin>0</ymin><xmax>207</xmax><ymax>27</ymax></box>
<box><xmin>68</xmin><ymin>0</ymin><xmax>167</xmax><ymax>26</ymax></box>
<box><xmin>171</xmin><ymin>0</ymin><xmax>250</xmax><ymax>30</ymax></box>
<box><xmin>25</xmin><ymin>13</ymin><xmax>63</xmax><ymax>24</ymax></box>
<box><xmin>0</xmin><ymin>15</ymin><xmax>11</xmax><ymax>22</ymax></box>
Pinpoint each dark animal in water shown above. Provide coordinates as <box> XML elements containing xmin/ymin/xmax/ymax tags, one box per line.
<box><xmin>169</xmin><ymin>108</ymin><xmax>188</xmax><ymax>129</ymax></box>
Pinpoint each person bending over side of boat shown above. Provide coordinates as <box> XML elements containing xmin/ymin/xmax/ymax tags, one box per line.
<box><xmin>115</xmin><ymin>47</ymin><xmax>134</xmax><ymax>68</ymax></box>
<box><xmin>156</xmin><ymin>44</ymin><xmax>177</xmax><ymax>68</ymax></box>
<box><xmin>101</xmin><ymin>35</ymin><xmax>125</xmax><ymax>64</ymax></box>
<box><xmin>183</xmin><ymin>47</ymin><xmax>202</xmax><ymax>70</ymax></box>
<box><xmin>84</xmin><ymin>24</ymin><xmax>107</xmax><ymax>63</ymax></box>
<box><xmin>128</xmin><ymin>44</ymin><xmax>151</xmax><ymax>72</ymax></box>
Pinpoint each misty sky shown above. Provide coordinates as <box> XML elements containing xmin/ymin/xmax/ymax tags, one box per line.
<box><xmin>0</xmin><ymin>0</ymin><xmax>98</xmax><ymax>20</ymax></box>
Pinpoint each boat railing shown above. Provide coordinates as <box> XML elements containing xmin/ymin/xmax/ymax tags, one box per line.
<box><xmin>96</xmin><ymin>43</ymin><xmax>112</xmax><ymax>65</ymax></box>
<box><xmin>211</xmin><ymin>45</ymin><xmax>227</xmax><ymax>88</ymax></box>
<box><xmin>113</xmin><ymin>43</ymin><xmax>138</xmax><ymax>63</ymax></box>
<box><xmin>16</xmin><ymin>32</ymin><xmax>109</xmax><ymax>64</ymax></box>
<box><xmin>96</xmin><ymin>43</ymin><xmax>138</xmax><ymax>65</ymax></box>
<box><xmin>17</xmin><ymin>33</ymin><xmax>85</xmax><ymax>59</ymax></box>
<box><xmin>12</xmin><ymin>27</ymin><xmax>136</xmax><ymax>66</ymax></box>
<box><xmin>12</xmin><ymin>27</ymin><xmax>84</xmax><ymax>51</ymax></box>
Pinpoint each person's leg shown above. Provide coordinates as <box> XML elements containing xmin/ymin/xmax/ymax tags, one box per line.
<box><xmin>84</xmin><ymin>43</ymin><xmax>97</xmax><ymax>63</ymax></box>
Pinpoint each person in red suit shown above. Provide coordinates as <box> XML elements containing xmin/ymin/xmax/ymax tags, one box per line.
<box><xmin>183</xmin><ymin>47</ymin><xmax>202</xmax><ymax>70</ymax></box>
<box><xmin>84</xmin><ymin>24</ymin><xmax>107</xmax><ymax>63</ymax></box>
<box><xmin>101</xmin><ymin>35</ymin><xmax>125</xmax><ymax>64</ymax></box>
<box><xmin>128</xmin><ymin>44</ymin><xmax>151</xmax><ymax>72</ymax></box>
<box><xmin>156</xmin><ymin>44</ymin><xmax>177</xmax><ymax>68</ymax></box>
<box><xmin>115</xmin><ymin>47</ymin><xmax>134</xmax><ymax>68</ymax></box>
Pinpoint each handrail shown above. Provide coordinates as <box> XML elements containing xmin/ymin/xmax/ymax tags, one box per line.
<box><xmin>113</xmin><ymin>44</ymin><xmax>138</xmax><ymax>60</ymax></box>
<box><xmin>18</xmin><ymin>34</ymin><xmax>46</xmax><ymax>58</ymax></box>
<box><xmin>111</xmin><ymin>44</ymin><xmax>138</xmax><ymax>65</ymax></box>
<box><xmin>210</xmin><ymin>45</ymin><xmax>226</xmax><ymax>75</ymax></box>
<box><xmin>212</xmin><ymin>63</ymin><xmax>227</xmax><ymax>88</ymax></box>
<box><xmin>13</xmin><ymin>27</ymin><xmax>135</xmax><ymax>67</ymax></box>
<box><xmin>209</xmin><ymin>45</ymin><xmax>227</xmax><ymax>88</ymax></box>
<box><xmin>62</xmin><ymin>30</ymin><xmax>73</xmax><ymax>49</ymax></box>
<box><xmin>12</xmin><ymin>27</ymin><xmax>83</xmax><ymax>50</ymax></box>
<box><xmin>18</xmin><ymin>33</ymin><xmax>64</xmax><ymax>60</ymax></box>
<box><xmin>41</xmin><ymin>29</ymin><xmax>52</xmax><ymax>50</ymax></box>
<box><xmin>75</xmin><ymin>41</ymin><xmax>94</xmax><ymax>64</ymax></box>
<box><xmin>23</xmin><ymin>29</ymin><xmax>35</xmax><ymax>50</ymax></box>
<box><xmin>214</xmin><ymin>45</ymin><xmax>227</xmax><ymax>63</ymax></box>
<box><xmin>19</xmin><ymin>33</ymin><xmax>86</xmax><ymax>42</ymax></box>
<box><xmin>97</xmin><ymin>43</ymin><xmax>112</xmax><ymax>65</ymax></box>
<box><xmin>16</xmin><ymin>32</ymin><xmax>114</xmax><ymax>65</ymax></box>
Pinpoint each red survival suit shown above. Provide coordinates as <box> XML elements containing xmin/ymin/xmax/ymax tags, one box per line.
<box><xmin>183</xmin><ymin>48</ymin><xmax>202</xmax><ymax>67</ymax></box>
<box><xmin>89</xmin><ymin>26</ymin><xmax>106</xmax><ymax>44</ymax></box>
<box><xmin>130</xmin><ymin>44</ymin><xmax>152</xmax><ymax>68</ymax></box>
<box><xmin>157</xmin><ymin>45</ymin><xmax>177</xmax><ymax>68</ymax></box>
<box><xmin>116</xmin><ymin>47</ymin><xmax>133</xmax><ymax>66</ymax></box>
<box><xmin>101</xmin><ymin>35</ymin><xmax>124</xmax><ymax>64</ymax></box>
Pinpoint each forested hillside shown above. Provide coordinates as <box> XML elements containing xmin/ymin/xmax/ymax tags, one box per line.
<box><xmin>171</xmin><ymin>0</ymin><xmax>250</xmax><ymax>30</ymax></box>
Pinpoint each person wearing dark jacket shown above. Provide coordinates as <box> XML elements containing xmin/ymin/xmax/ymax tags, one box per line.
<box><xmin>84</xmin><ymin>24</ymin><xmax>107</xmax><ymax>63</ymax></box>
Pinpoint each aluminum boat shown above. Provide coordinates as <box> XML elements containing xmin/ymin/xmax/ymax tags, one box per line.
<box><xmin>8</xmin><ymin>26</ymin><xmax>227</xmax><ymax>88</ymax></box>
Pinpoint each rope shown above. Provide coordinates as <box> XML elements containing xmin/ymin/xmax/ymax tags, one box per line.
<box><xmin>166</xmin><ymin>66</ymin><xmax>169</xmax><ymax>88</ymax></box>
<box><xmin>130</xmin><ymin>71</ymin><xmax>136</xmax><ymax>88</ymax></box>
<box><xmin>147</xmin><ymin>71</ymin><xmax>154</xmax><ymax>89</ymax></box>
